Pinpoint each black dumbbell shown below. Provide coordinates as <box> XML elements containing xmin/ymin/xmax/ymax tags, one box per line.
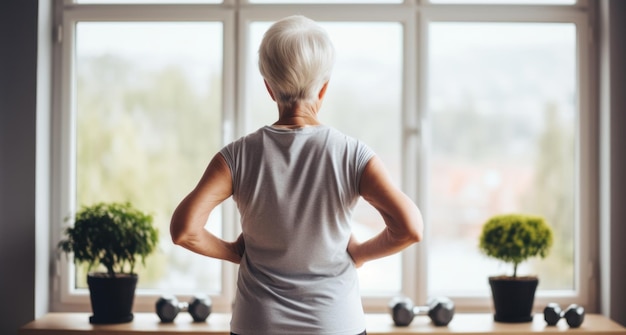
<box><xmin>156</xmin><ymin>295</ymin><xmax>212</xmax><ymax>323</ymax></box>
<box><xmin>544</xmin><ymin>302</ymin><xmax>585</xmax><ymax>328</ymax></box>
<box><xmin>389</xmin><ymin>296</ymin><xmax>455</xmax><ymax>326</ymax></box>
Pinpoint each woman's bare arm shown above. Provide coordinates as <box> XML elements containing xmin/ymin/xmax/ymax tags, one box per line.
<box><xmin>170</xmin><ymin>153</ymin><xmax>244</xmax><ymax>264</ymax></box>
<box><xmin>347</xmin><ymin>155</ymin><xmax>423</xmax><ymax>267</ymax></box>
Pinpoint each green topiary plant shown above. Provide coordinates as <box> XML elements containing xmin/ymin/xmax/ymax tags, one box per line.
<box><xmin>479</xmin><ymin>213</ymin><xmax>553</xmax><ymax>278</ymax></box>
<box><xmin>58</xmin><ymin>202</ymin><xmax>159</xmax><ymax>277</ymax></box>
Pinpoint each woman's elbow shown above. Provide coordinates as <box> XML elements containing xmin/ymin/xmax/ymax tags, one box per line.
<box><xmin>399</xmin><ymin>197</ymin><xmax>424</xmax><ymax>244</ymax></box>
<box><xmin>387</xmin><ymin>205</ymin><xmax>424</xmax><ymax>245</ymax></box>
<box><xmin>401</xmin><ymin>223</ymin><xmax>422</xmax><ymax>245</ymax></box>
<box><xmin>170</xmin><ymin>228</ymin><xmax>186</xmax><ymax>246</ymax></box>
<box><xmin>405</xmin><ymin>212</ymin><xmax>424</xmax><ymax>244</ymax></box>
<box><xmin>170</xmin><ymin>221</ymin><xmax>194</xmax><ymax>247</ymax></box>
<box><xmin>389</xmin><ymin>218</ymin><xmax>423</xmax><ymax>246</ymax></box>
<box><xmin>409</xmin><ymin>224</ymin><xmax>423</xmax><ymax>243</ymax></box>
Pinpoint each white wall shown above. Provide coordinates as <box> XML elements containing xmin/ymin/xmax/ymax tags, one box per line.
<box><xmin>0</xmin><ymin>1</ymin><xmax>39</xmax><ymax>334</ymax></box>
<box><xmin>0</xmin><ymin>0</ymin><xmax>51</xmax><ymax>334</ymax></box>
<box><xmin>599</xmin><ymin>0</ymin><xmax>626</xmax><ymax>327</ymax></box>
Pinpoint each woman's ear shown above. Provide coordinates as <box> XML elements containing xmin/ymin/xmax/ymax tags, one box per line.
<box><xmin>318</xmin><ymin>81</ymin><xmax>329</xmax><ymax>100</ymax></box>
<box><xmin>264</xmin><ymin>80</ymin><xmax>276</xmax><ymax>101</ymax></box>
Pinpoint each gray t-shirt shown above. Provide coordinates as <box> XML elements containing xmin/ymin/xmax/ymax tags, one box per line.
<box><xmin>220</xmin><ymin>125</ymin><xmax>374</xmax><ymax>335</ymax></box>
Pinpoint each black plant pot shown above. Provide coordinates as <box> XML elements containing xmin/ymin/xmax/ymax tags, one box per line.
<box><xmin>488</xmin><ymin>276</ymin><xmax>538</xmax><ymax>323</ymax></box>
<box><xmin>87</xmin><ymin>272</ymin><xmax>138</xmax><ymax>324</ymax></box>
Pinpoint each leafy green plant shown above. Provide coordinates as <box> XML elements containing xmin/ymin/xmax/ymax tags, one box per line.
<box><xmin>58</xmin><ymin>202</ymin><xmax>159</xmax><ymax>277</ymax></box>
<box><xmin>479</xmin><ymin>214</ymin><xmax>553</xmax><ymax>278</ymax></box>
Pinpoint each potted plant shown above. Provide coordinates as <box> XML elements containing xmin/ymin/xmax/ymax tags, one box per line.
<box><xmin>478</xmin><ymin>213</ymin><xmax>553</xmax><ymax>323</ymax></box>
<box><xmin>58</xmin><ymin>202</ymin><xmax>159</xmax><ymax>324</ymax></box>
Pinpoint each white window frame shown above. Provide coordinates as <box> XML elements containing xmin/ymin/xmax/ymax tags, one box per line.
<box><xmin>50</xmin><ymin>0</ymin><xmax>239</xmax><ymax>313</ymax></box>
<box><xmin>418</xmin><ymin>1</ymin><xmax>596</xmax><ymax>312</ymax></box>
<box><xmin>50</xmin><ymin>0</ymin><xmax>596</xmax><ymax>314</ymax></box>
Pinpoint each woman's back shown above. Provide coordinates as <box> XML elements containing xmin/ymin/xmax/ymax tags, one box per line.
<box><xmin>221</xmin><ymin>125</ymin><xmax>373</xmax><ymax>335</ymax></box>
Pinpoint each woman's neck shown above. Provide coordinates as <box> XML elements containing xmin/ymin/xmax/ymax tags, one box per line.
<box><xmin>273</xmin><ymin>102</ymin><xmax>321</xmax><ymax>128</ymax></box>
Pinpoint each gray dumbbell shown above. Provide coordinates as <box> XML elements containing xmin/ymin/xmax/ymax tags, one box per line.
<box><xmin>390</xmin><ymin>296</ymin><xmax>455</xmax><ymax>326</ymax></box>
<box><xmin>544</xmin><ymin>303</ymin><xmax>585</xmax><ymax>328</ymax></box>
<box><xmin>156</xmin><ymin>295</ymin><xmax>212</xmax><ymax>323</ymax></box>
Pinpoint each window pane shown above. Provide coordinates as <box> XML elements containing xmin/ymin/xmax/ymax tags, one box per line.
<box><xmin>250</xmin><ymin>0</ymin><xmax>401</xmax><ymax>3</ymax></box>
<box><xmin>74</xmin><ymin>22</ymin><xmax>224</xmax><ymax>294</ymax></box>
<box><xmin>76</xmin><ymin>0</ymin><xmax>222</xmax><ymax>3</ymax></box>
<box><xmin>427</xmin><ymin>23</ymin><xmax>576</xmax><ymax>295</ymax></box>
<box><xmin>248</xmin><ymin>22</ymin><xmax>403</xmax><ymax>294</ymax></box>
<box><xmin>428</xmin><ymin>0</ymin><xmax>575</xmax><ymax>4</ymax></box>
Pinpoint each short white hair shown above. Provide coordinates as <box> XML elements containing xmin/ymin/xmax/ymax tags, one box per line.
<box><xmin>258</xmin><ymin>15</ymin><xmax>335</xmax><ymax>107</ymax></box>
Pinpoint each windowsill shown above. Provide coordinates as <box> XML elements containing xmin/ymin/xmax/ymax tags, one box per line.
<box><xmin>20</xmin><ymin>313</ymin><xmax>626</xmax><ymax>335</ymax></box>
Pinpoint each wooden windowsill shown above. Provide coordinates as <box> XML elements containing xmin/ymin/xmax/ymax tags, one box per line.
<box><xmin>20</xmin><ymin>312</ymin><xmax>626</xmax><ymax>335</ymax></box>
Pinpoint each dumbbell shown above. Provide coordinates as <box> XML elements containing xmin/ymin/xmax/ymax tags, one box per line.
<box><xmin>389</xmin><ymin>296</ymin><xmax>455</xmax><ymax>326</ymax></box>
<box><xmin>544</xmin><ymin>303</ymin><xmax>585</xmax><ymax>328</ymax></box>
<box><xmin>156</xmin><ymin>295</ymin><xmax>212</xmax><ymax>323</ymax></box>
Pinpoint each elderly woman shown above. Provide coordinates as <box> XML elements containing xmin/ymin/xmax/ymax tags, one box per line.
<box><xmin>170</xmin><ymin>15</ymin><xmax>423</xmax><ymax>335</ymax></box>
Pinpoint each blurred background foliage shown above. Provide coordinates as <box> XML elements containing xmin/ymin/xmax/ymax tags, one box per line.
<box><xmin>75</xmin><ymin>54</ymin><xmax>222</xmax><ymax>289</ymax></box>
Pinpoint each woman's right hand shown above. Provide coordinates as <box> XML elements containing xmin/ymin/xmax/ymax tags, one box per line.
<box><xmin>347</xmin><ymin>234</ymin><xmax>364</xmax><ymax>268</ymax></box>
<box><xmin>229</xmin><ymin>233</ymin><xmax>246</xmax><ymax>264</ymax></box>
